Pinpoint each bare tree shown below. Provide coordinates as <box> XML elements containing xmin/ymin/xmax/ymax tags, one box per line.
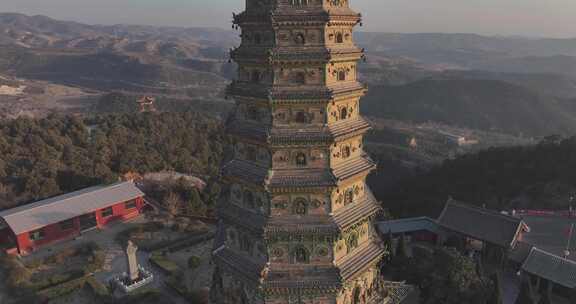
<box><xmin>164</xmin><ymin>191</ymin><xmax>181</xmax><ymax>217</ymax></box>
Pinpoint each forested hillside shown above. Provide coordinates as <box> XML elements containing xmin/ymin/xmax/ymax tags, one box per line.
<box><xmin>0</xmin><ymin>112</ymin><xmax>226</xmax><ymax>209</ymax></box>
<box><xmin>362</xmin><ymin>79</ymin><xmax>576</xmax><ymax>136</ymax></box>
<box><xmin>370</xmin><ymin>136</ymin><xmax>576</xmax><ymax>218</ymax></box>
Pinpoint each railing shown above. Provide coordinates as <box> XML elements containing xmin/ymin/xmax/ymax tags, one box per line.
<box><xmin>514</xmin><ymin>209</ymin><xmax>576</xmax><ymax>218</ymax></box>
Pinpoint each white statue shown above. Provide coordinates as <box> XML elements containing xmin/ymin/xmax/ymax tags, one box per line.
<box><xmin>126</xmin><ymin>240</ymin><xmax>140</xmax><ymax>282</ymax></box>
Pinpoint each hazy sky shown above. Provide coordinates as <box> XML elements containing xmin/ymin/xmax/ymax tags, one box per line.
<box><xmin>1</xmin><ymin>0</ymin><xmax>575</xmax><ymax>38</ymax></box>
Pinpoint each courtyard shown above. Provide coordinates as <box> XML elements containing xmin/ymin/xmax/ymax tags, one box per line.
<box><xmin>0</xmin><ymin>214</ymin><xmax>216</xmax><ymax>304</ymax></box>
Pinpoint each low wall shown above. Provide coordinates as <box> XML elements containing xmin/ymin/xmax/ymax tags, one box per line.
<box><xmin>515</xmin><ymin>210</ymin><xmax>576</xmax><ymax>218</ymax></box>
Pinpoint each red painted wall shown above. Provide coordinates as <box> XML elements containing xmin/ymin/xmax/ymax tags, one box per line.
<box><xmin>13</xmin><ymin>196</ymin><xmax>145</xmax><ymax>255</ymax></box>
<box><xmin>16</xmin><ymin>217</ymin><xmax>81</xmax><ymax>255</ymax></box>
<box><xmin>97</xmin><ymin>197</ymin><xmax>144</xmax><ymax>227</ymax></box>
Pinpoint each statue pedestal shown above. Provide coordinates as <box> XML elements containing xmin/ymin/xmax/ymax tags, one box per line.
<box><xmin>112</xmin><ymin>266</ymin><xmax>154</xmax><ymax>293</ymax></box>
<box><xmin>111</xmin><ymin>240</ymin><xmax>153</xmax><ymax>293</ymax></box>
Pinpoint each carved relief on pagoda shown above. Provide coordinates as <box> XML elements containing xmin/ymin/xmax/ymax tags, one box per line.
<box><xmin>272</xmin><ymin>106</ymin><xmax>325</xmax><ymax>126</ymax></box>
<box><xmin>270</xmin><ymin>193</ymin><xmax>329</xmax><ymax>216</ymax></box>
<box><xmin>272</xmin><ymin>148</ymin><xmax>328</xmax><ymax>169</ymax></box>
<box><xmin>333</xmin><ymin>221</ymin><xmax>371</xmax><ymax>261</ymax></box>
<box><xmin>238</xmin><ymin>66</ymin><xmax>273</xmax><ymax>84</ymax></box>
<box><xmin>326</xmin><ymin>62</ymin><xmax>357</xmax><ymax>84</ymax></box>
<box><xmin>325</xmin><ymin>0</ymin><xmax>349</xmax><ymax>9</ymax></box>
<box><xmin>327</xmin><ymin>97</ymin><xmax>359</xmax><ymax>123</ymax></box>
<box><xmin>326</xmin><ymin>27</ymin><xmax>354</xmax><ymax>46</ymax></box>
<box><xmin>241</xmin><ymin>29</ymin><xmax>274</xmax><ymax>46</ymax></box>
<box><xmin>230</xmin><ymin>183</ymin><xmax>270</xmax><ymax>215</ymax></box>
<box><xmin>226</xmin><ymin>226</ymin><xmax>268</xmax><ymax>262</ymax></box>
<box><xmin>236</xmin><ymin>102</ymin><xmax>272</xmax><ymax>124</ymax></box>
<box><xmin>330</xmin><ymin>135</ymin><xmax>364</xmax><ymax>166</ymax></box>
<box><xmin>276</xmin><ymin>28</ymin><xmax>324</xmax><ymax>46</ymax></box>
<box><xmin>331</xmin><ymin>179</ymin><xmax>365</xmax><ymax>212</ymax></box>
<box><xmin>337</xmin><ymin>268</ymin><xmax>382</xmax><ymax>304</ymax></box>
<box><xmin>277</xmin><ymin>0</ymin><xmax>323</xmax><ymax>10</ymax></box>
<box><xmin>268</xmin><ymin>234</ymin><xmax>333</xmax><ymax>265</ymax></box>
<box><xmin>235</xmin><ymin>142</ymin><xmax>272</xmax><ymax>166</ymax></box>
<box><xmin>274</xmin><ymin>67</ymin><xmax>323</xmax><ymax>86</ymax></box>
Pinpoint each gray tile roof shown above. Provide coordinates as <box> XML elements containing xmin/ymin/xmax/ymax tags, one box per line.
<box><xmin>0</xmin><ymin>181</ymin><xmax>144</xmax><ymax>234</ymax></box>
<box><xmin>508</xmin><ymin>241</ymin><xmax>534</xmax><ymax>263</ymax></box>
<box><xmin>377</xmin><ymin>217</ymin><xmax>440</xmax><ymax>235</ymax></box>
<box><xmin>437</xmin><ymin>200</ymin><xmax>524</xmax><ymax>248</ymax></box>
<box><xmin>383</xmin><ymin>282</ymin><xmax>418</xmax><ymax>304</ymax></box>
<box><xmin>333</xmin><ymin>189</ymin><xmax>381</xmax><ymax>230</ymax></box>
<box><xmin>522</xmin><ymin>247</ymin><xmax>576</xmax><ymax>289</ymax></box>
<box><xmin>339</xmin><ymin>242</ymin><xmax>385</xmax><ymax>281</ymax></box>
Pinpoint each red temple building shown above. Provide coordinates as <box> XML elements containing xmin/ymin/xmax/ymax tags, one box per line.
<box><xmin>0</xmin><ymin>181</ymin><xmax>145</xmax><ymax>256</ymax></box>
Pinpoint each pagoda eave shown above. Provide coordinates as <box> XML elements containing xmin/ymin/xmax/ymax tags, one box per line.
<box><xmin>338</xmin><ymin>242</ymin><xmax>385</xmax><ymax>282</ymax></box>
<box><xmin>226</xmin><ymin>117</ymin><xmax>372</xmax><ymax>146</ymax></box>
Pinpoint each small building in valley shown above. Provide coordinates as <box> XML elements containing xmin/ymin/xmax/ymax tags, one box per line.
<box><xmin>0</xmin><ymin>181</ymin><xmax>145</xmax><ymax>256</ymax></box>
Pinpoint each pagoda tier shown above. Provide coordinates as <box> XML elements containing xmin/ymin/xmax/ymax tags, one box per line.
<box><xmin>231</xmin><ymin>46</ymin><xmax>363</xmax><ymax>64</ymax></box>
<box><xmin>227</xmin><ymin>81</ymin><xmax>366</xmax><ymax>101</ymax></box>
<box><xmin>226</xmin><ymin>118</ymin><xmax>371</xmax><ymax>146</ymax></box>
<box><xmin>217</xmin><ymin>186</ymin><xmax>381</xmax><ymax>235</ymax></box>
<box><xmin>222</xmin><ymin>155</ymin><xmax>375</xmax><ymax>187</ymax></box>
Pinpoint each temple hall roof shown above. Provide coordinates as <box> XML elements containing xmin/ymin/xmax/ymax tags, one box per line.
<box><xmin>522</xmin><ymin>247</ymin><xmax>576</xmax><ymax>289</ymax></box>
<box><xmin>0</xmin><ymin>181</ymin><xmax>144</xmax><ymax>234</ymax></box>
<box><xmin>437</xmin><ymin>200</ymin><xmax>524</xmax><ymax>248</ymax></box>
<box><xmin>376</xmin><ymin>217</ymin><xmax>440</xmax><ymax>236</ymax></box>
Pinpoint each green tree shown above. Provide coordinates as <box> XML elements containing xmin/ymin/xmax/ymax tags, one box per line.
<box><xmin>411</xmin><ymin>247</ymin><xmax>492</xmax><ymax>304</ymax></box>
<box><xmin>488</xmin><ymin>272</ymin><xmax>503</xmax><ymax>304</ymax></box>
<box><xmin>383</xmin><ymin>230</ymin><xmax>394</xmax><ymax>263</ymax></box>
<box><xmin>395</xmin><ymin>233</ymin><xmax>408</xmax><ymax>260</ymax></box>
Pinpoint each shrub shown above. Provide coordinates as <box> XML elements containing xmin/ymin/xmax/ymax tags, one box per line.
<box><xmin>26</xmin><ymin>258</ymin><xmax>44</xmax><ymax>269</ymax></box>
<box><xmin>187</xmin><ymin>256</ymin><xmax>201</xmax><ymax>270</ymax></box>
<box><xmin>187</xmin><ymin>289</ymin><xmax>209</xmax><ymax>304</ymax></box>
<box><xmin>150</xmin><ymin>252</ymin><xmax>179</xmax><ymax>275</ymax></box>
<box><xmin>37</xmin><ymin>276</ymin><xmax>87</xmax><ymax>300</ymax></box>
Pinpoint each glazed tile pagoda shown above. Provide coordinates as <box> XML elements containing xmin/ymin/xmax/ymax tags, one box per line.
<box><xmin>211</xmin><ymin>0</ymin><xmax>386</xmax><ymax>303</ymax></box>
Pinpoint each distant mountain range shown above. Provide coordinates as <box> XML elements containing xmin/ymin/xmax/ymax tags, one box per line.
<box><xmin>0</xmin><ymin>13</ymin><xmax>236</xmax><ymax>97</ymax></box>
<box><xmin>357</xmin><ymin>32</ymin><xmax>576</xmax><ymax>74</ymax></box>
<box><xmin>1</xmin><ymin>12</ymin><xmax>576</xmax><ymax>138</ymax></box>
<box><xmin>0</xmin><ymin>13</ymin><xmax>237</xmax><ymax>51</ymax></box>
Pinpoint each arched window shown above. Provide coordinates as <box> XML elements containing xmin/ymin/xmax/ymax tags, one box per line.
<box><xmin>353</xmin><ymin>287</ymin><xmax>361</xmax><ymax>304</ymax></box>
<box><xmin>251</xmin><ymin>70</ymin><xmax>261</xmax><ymax>83</ymax></box>
<box><xmin>240</xmin><ymin>234</ymin><xmax>252</xmax><ymax>252</ymax></box>
<box><xmin>245</xmin><ymin>146</ymin><xmax>257</xmax><ymax>162</ymax></box>
<box><xmin>293</xmin><ymin>198</ymin><xmax>308</xmax><ymax>215</ymax></box>
<box><xmin>342</xmin><ymin>146</ymin><xmax>351</xmax><ymax>158</ymax></box>
<box><xmin>338</xmin><ymin>70</ymin><xmax>346</xmax><ymax>81</ymax></box>
<box><xmin>254</xmin><ymin>33</ymin><xmax>262</xmax><ymax>45</ymax></box>
<box><xmin>344</xmin><ymin>189</ymin><xmax>354</xmax><ymax>205</ymax></box>
<box><xmin>336</xmin><ymin>33</ymin><xmax>344</xmax><ymax>43</ymax></box>
<box><xmin>295</xmin><ymin>111</ymin><xmax>307</xmax><ymax>123</ymax></box>
<box><xmin>293</xmin><ymin>72</ymin><xmax>306</xmax><ymax>85</ymax></box>
<box><xmin>294</xmin><ymin>33</ymin><xmax>306</xmax><ymax>45</ymax></box>
<box><xmin>295</xmin><ymin>152</ymin><xmax>307</xmax><ymax>166</ymax></box>
<box><xmin>292</xmin><ymin>246</ymin><xmax>309</xmax><ymax>264</ymax></box>
<box><xmin>340</xmin><ymin>107</ymin><xmax>348</xmax><ymax>120</ymax></box>
<box><xmin>244</xmin><ymin>190</ymin><xmax>255</xmax><ymax>209</ymax></box>
<box><xmin>347</xmin><ymin>232</ymin><xmax>359</xmax><ymax>253</ymax></box>
<box><xmin>246</xmin><ymin>106</ymin><xmax>259</xmax><ymax>121</ymax></box>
